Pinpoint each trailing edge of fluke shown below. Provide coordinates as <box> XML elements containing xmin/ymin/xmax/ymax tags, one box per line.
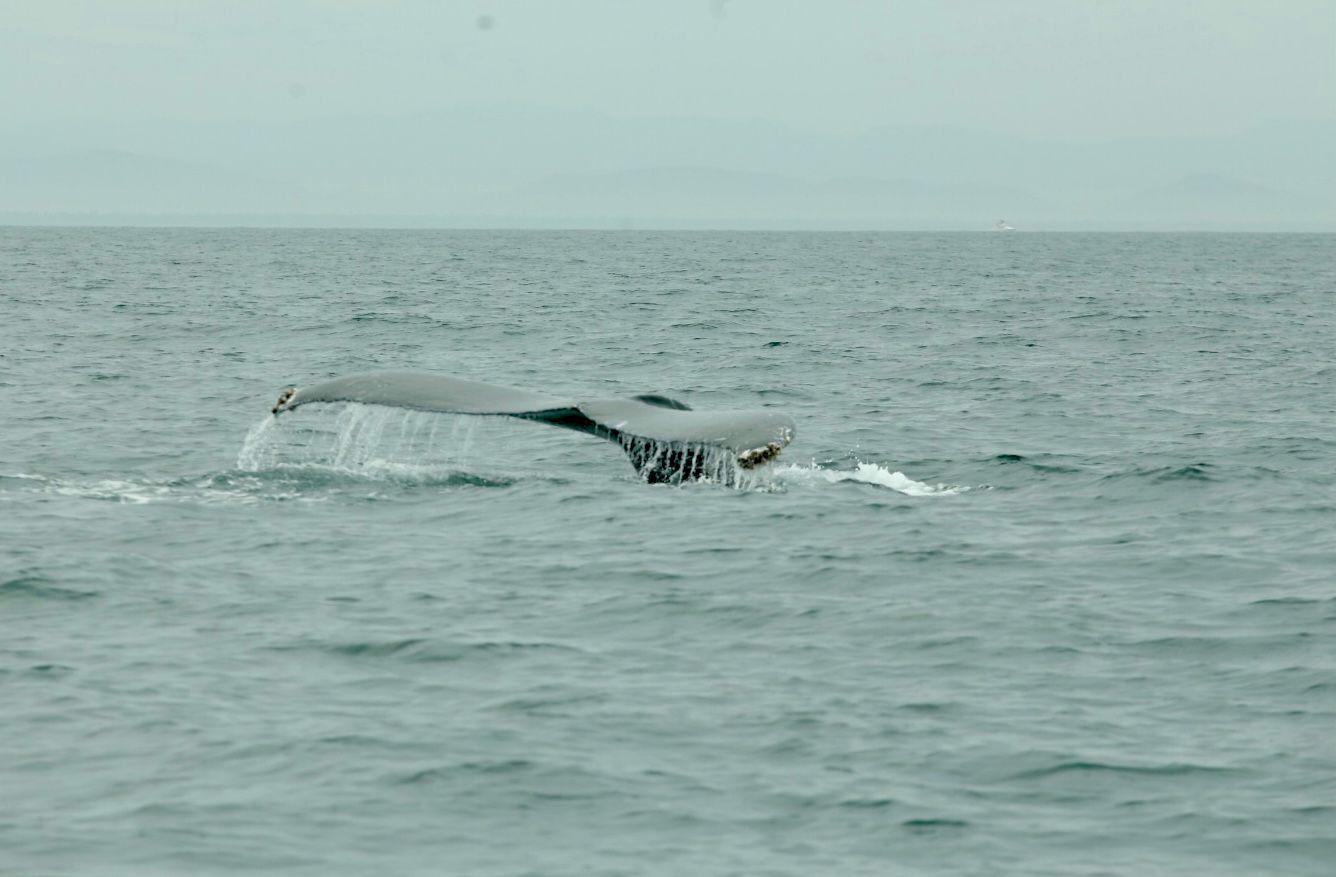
<box><xmin>270</xmin><ymin>371</ymin><xmax>795</xmax><ymax>483</ymax></box>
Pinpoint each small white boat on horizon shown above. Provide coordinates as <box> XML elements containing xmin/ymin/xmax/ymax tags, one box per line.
<box><xmin>992</xmin><ymin>219</ymin><xmax>1015</xmax><ymax>232</ymax></box>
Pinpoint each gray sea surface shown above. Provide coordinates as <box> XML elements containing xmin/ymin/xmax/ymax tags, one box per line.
<box><xmin>2</xmin><ymin>228</ymin><xmax>1334</xmax><ymax>876</ymax></box>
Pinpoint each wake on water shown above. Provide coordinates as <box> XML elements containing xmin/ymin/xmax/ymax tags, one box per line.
<box><xmin>1</xmin><ymin>406</ymin><xmax>964</xmax><ymax>505</ymax></box>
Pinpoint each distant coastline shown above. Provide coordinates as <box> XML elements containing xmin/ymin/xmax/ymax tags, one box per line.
<box><xmin>3</xmin><ymin>214</ymin><xmax>1333</xmax><ymax>232</ymax></box>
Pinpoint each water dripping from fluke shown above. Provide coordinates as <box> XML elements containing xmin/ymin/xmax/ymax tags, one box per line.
<box><xmin>254</xmin><ymin>370</ymin><xmax>799</xmax><ymax>488</ymax></box>
<box><xmin>617</xmin><ymin>434</ymin><xmax>782</xmax><ymax>489</ymax></box>
<box><xmin>238</xmin><ymin>404</ymin><xmax>499</xmax><ymax>484</ymax></box>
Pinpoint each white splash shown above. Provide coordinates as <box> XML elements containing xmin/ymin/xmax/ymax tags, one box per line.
<box><xmin>775</xmin><ymin>462</ymin><xmax>966</xmax><ymax>496</ymax></box>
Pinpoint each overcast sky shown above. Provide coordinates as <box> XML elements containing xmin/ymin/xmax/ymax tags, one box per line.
<box><xmin>5</xmin><ymin>0</ymin><xmax>1334</xmax><ymax>138</ymax></box>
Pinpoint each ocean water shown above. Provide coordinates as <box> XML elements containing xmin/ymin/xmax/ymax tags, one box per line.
<box><xmin>2</xmin><ymin>228</ymin><xmax>1334</xmax><ymax>876</ymax></box>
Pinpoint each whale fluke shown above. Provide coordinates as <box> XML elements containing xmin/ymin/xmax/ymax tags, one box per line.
<box><xmin>270</xmin><ymin>371</ymin><xmax>794</xmax><ymax>483</ymax></box>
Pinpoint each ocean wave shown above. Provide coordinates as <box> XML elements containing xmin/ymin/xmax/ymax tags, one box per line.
<box><xmin>900</xmin><ymin>818</ymin><xmax>970</xmax><ymax>831</ymax></box>
<box><xmin>271</xmin><ymin>637</ymin><xmax>585</xmax><ymax>664</ymax></box>
<box><xmin>0</xmin><ymin>574</ymin><xmax>99</xmax><ymax>602</ymax></box>
<box><xmin>399</xmin><ymin>760</ymin><xmax>536</xmax><ymax>784</ymax></box>
<box><xmin>1249</xmin><ymin>596</ymin><xmax>1335</xmax><ymax>606</ymax></box>
<box><xmin>1101</xmin><ymin>463</ymin><xmax>1217</xmax><ymax>483</ymax></box>
<box><xmin>775</xmin><ymin>462</ymin><xmax>967</xmax><ymax>496</ymax></box>
<box><xmin>989</xmin><ymin>453</ymin><xmax>1084</xmax><ymax>474</ymax></box>
<box><xmin>1006</xmin><ymin>759</ymin><xmax>1236</xmax><ymax>782</ymax></box>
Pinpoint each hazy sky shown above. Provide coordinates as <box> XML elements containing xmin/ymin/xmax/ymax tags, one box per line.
<box><xmin>5</xmin><ymin>0</ymin><xmax>1334</xmax><ymax>138</ymax></box>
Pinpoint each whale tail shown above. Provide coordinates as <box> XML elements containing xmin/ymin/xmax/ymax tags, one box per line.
<box><xmin>270</xmin><ymin>371</ymin><xmax>795</xmax><ymax>483</ymax></box>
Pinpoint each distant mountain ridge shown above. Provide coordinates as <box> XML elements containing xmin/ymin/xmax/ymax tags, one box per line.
<box><xmin>2</xmin><ymin>109</ymin><xmax>1333</xmax><ymax>228</ymax></box>
<box><xmin>510</xmin><ymin>167</ymin><xmax>1042</xmax><ymax>226</ymax></box>
<box><xmin>0</xmin><ymin>149</ymin><xmax>307</xmax><ymax>215</ymax></box>
<box><xmin>1127</xmin><ymin>173</ymin><xmax>1322</xmax><ymax>221</ymax></box>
